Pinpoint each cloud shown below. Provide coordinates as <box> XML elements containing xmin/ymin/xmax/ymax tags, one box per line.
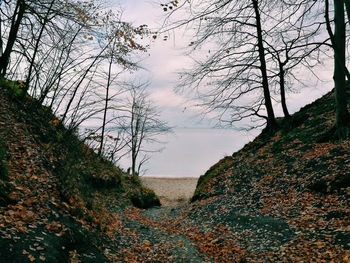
<box><xmin>149</xmin><ymin>88</ymin><xmax>186</xmax><ymax>107</ymax></box>
<box><xmin>144</xmin><ymin>128</ymin><xmax>258</xmax><ymax>177</ymax></box>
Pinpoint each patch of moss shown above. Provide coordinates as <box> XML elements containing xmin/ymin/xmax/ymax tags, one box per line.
<box><xmin>128</xmin><ymin>187</ymin><xmax>161</xmax><ymax>209</ymax></box>
<box><xmin>0</xmin><ymin>77</ymin><xmax>26</xmax><ymax>98</ymax></box>
<box><xmin>50</xmin><ymin>129</ymin><xmax>124</xmax><ymax>208</ymax></box>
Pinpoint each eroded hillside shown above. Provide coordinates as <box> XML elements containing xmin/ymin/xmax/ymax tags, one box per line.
<box><xmin>1</xmin><ymin>81</ymin><xmax>349</xmax><ymax>262</ymax></box>
<box><xmin>187</xmin><ymin>90</ymin><xmax>350</xmax><ymax>261</ymax></box>
<box><xmin>0</xmin><ymin>83</ymin><xmax>160</xmax><ymax>262</ymax></box>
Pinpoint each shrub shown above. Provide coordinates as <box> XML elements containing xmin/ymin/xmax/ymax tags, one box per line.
<box><xmin>128</xmin><ymin>187</ymin><xmax>161</xmax><ymax>209</ymax></box>
<box><xmin>0</xmin><ymin>77</ymin><xmax>26</xmax><ymax>98</ymax></box>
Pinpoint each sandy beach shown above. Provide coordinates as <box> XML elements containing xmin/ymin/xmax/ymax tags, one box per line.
<box><xmin>141</xmin><ymin>177</ymin><xmax>199</xmax><ymax>206</ymax></box>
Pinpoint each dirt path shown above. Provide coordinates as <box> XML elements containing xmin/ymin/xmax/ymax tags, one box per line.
<box><xmin>115</xmin><ymin>177</ymin><xmax>213</xmax><ymax>262</ymax></box>
<box><xmin>111</xmin><ymin>177</ymin><xmax>210</xmax><ymax>262</ymax></box>
<box><xmin>141</xmin><ymin>177</ymin><xmax>198</xmax><ymax>206</ymax></box>
<box><xmin>121</xmin><ymin>207</ymin><xmax>207</xmax><ymax>262</ymax></box>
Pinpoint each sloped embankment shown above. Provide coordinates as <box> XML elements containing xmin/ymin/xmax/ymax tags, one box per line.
<box><xmin>1</xmin><ymin>80</ymin><xmax>349</xmax><ymax>262</ymax></box>
<box><xmin>89</xmin><ymin>90</ymin><xmax>350</xmax><ymax>262</ymax></box>
<box><xmin>185</xmin><ymin>90</ymin><xmax>350</xmax><ymax>261</ymax></box>
<box><xmin>0</xmin><ymin>83</ymin><xmax>160</xmax><ymax>262</ymax></box>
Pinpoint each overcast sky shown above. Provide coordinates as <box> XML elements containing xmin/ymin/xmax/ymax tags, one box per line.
<box><xmin>114</xmin><ymin>0</ymin><xmax>333</xmax><ymax>177</ymax></box>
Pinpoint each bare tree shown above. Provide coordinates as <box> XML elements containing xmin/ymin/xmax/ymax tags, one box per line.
<box><xmin>161</xmin><ymin>0</ymin><xmax>285</xmax><ymax>131</ymax></box>
<box><xmin>1</xmin><ymin>0</ymin><xmax>148</xmax><ymax>132</ymax></box>
<box><xmin>252</xmin><ymin>0</ymin><xmax>277</xmax><ymax>131</ymax></box>
<box><xmin>0</xmin><ymin>0</ymin><xmax>25</xmax><ymax>76</ymax></box>
<box><xmin>161</xmin><ymin>0</ymin><xmax>332</xmax><ymax>131</ymax></box>
<box><xmin>96</xmin><ymin>12</ymin><xmax>145</xmax><ymax>155</ymax></box>
<box><xmin>24</xmin><ymin>0</ymin><xmax>55</xmax><ymax>88</ymax></box>
<box><xmin>265</xmin><ymin>1</ymin><xmax>330</xmax><ymax>119</ymax></box>
<box><xmin>120</xmin><ymin>83</ymin><xmax>172</xmax><ymax>176</ymax></box>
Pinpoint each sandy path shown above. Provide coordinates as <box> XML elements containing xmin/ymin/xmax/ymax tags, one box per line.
<box><xmin>141</xmin><ymin>177</ymin><xmax>198</xmax><ymax>206</ymax></box>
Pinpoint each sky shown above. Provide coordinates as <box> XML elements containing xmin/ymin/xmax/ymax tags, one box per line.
<box><xmin>113</xmin><ymin>0</ymin><xmax>334</xmax><ymax>178</ymax></box>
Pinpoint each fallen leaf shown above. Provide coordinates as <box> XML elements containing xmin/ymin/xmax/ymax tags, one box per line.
<box><xmin>28</xmin><ymin>254</ymin><xmax>36</xmax><ymax>261</ymax></box>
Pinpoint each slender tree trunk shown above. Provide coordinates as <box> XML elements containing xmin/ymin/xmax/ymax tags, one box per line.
<box><xmin>0</xmin><ymin>14</ymin><xmax>3</xmax><ymax>58</ymax></box>
<box><xmin>344</xmin><ymin>0</ymin><xmax>350</xmax><ymax>86</ymax></box>
<box><xmin>252</xmin><ymin>0</ymin><xmax>277</xmax><ymax>132</ymax></box>
<box><xmin>131</xmin><ymin>107</ymin><xmax>137</xmax><ymax>176</ymax></box>
<box><xmin>0</xmin><ymin>0</ymin><xmax>25</xmax><ymax>76</ymax></box>
<box><xmin>333</xmin><ymin>0</ymin><xmax>350</xmax><ymax>139</ymax></box>
<box><xmin>61</xmin><ymin>46</ymin><xmax>106</xmax><ymax>123</ymax></box>
<box><xmin>345</xmin><ymin>0</ymin><xmax>350</xmax><ymax>21</ymax></box>
<box><xmin>98</xmin><ymin>56</ymin><xmax>113</xmax><ymax>156</ymax></box>
<box><xmin>25</xmin><ymin>0</ymin><xmax>55</xmax><ymax>89</ymax></box>
<box><xmin>326</xmin><ymin>0</ymin><xmax>350</xmax><ymax>80</ymax></box>
<box><xmin>130</xmin><ymin>99</ymin><xmax>136</xmax><ymax>176</ymax></box>
<box><xmin>279</xmin><ymin>63</ymin><xmax>291</xmax><ymax>118</ymax></box>
<box><xmin>130</xmin><ymin>101</ymin><xmax>142</xmax><ymax>176</ymax></box>
<box><xmin>42</xmin><ymin>27</ymin><xmax>83</xmax><ymax>105</ymax></box>
<box><xmin>133</xmin><ymin>118</ymin><xmax>141</xmax><ymax>176</ymax></box>
<box><xmin>131</xmin><ymin>152</ymin><xmax>136</xmax><ymax>176</ymax></box>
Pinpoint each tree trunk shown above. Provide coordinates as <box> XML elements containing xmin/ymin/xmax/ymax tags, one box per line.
<box><xmin>344</xmin><ymin>0</ymin><xmax>350</xmax><ymax>83</ymax></box>
<box><xmin>131</xmin><ymin>116</ymin><xmax>141</xmax><ymax>176</ymax></box>
<box><xmin>131</xmin><ymin>154</ymin><xmax>136</xmax><ymax>176</ymax></box>
<box><xmin>333</xmin><ymin>0</ymin><xmax>350</xmax><ymax>139</ymax></box>
<box><xmin>98</xmin><ymin>56</ymin><xmax>113</xmax><ymax>156</ymax></box>
<box><xmin>61</xmin><ymin>47</ymin><xmax>106</xmax><ymax>123</ymax></box>
<box><xmin>25</xmin><ymin>0</ymin><xmax>55</xmax><ymax>89</ymax></box>
<box><xmin>279</xmin><ymin>63</ymin><xmax>291</xmax><ymax>118</ymax></box>
<box><xmin>252</xmin><ymin>0</ymin><xmax>277</xmax><ymax>132</ymax></box>
<box><xmin>326</xmin><ymin>0</ymin><xmax>350</xmax><ymax>81</ymax></box>
<box><xmin>0</xmin><ymin>14</ymin><xmax>3</xmax><ymax>58</ymax></box>
<box><xmin>130</xmin><ymin>100</ymin><xmax>137</xmax><ymax>176</ymax></box>
<box><xmin>0</xmin><ymin>0</ymin><xmax>25</xmax><ymax>77</ymax></box>
<box><xmin>345</xmin><ymin>0</ymin><xmax>350</xmax><ymax>22</ymax></box>
<box><xmin>131</xmin><ymin>132</ymin><xmax>138</xmax><ymax>176</ymax></box>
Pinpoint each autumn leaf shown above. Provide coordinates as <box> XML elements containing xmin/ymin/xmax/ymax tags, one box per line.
<box><xmin>28</xmin><ymin>254</ymin><xmax>36</xmax><ymax>262</ymax></box>
<box><xmin>314</xmin><ymin>241</ymin><xmax>324</xmax><ymax>246</ymax></box>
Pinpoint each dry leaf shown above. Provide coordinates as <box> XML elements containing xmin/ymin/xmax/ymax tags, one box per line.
<box><xmin>28</xmin><ymin>254</ymin><xmax>36</xmax><ymax>262</ymax></box>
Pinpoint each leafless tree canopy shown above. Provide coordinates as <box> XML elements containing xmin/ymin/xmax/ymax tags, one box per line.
<box><xmin>0</xmin><ymin>0</ymin><xmax>172</xmax><ymax>169</ymax></box>
<box><xmin>162</xmin><ymin>0</ymin><xmax>337</xmax><ymax>131</ymax></box>
<box><xmin>119</xmin><ymin>83</ymin><xmax>172</xmax><ymax>176</ymax></box>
